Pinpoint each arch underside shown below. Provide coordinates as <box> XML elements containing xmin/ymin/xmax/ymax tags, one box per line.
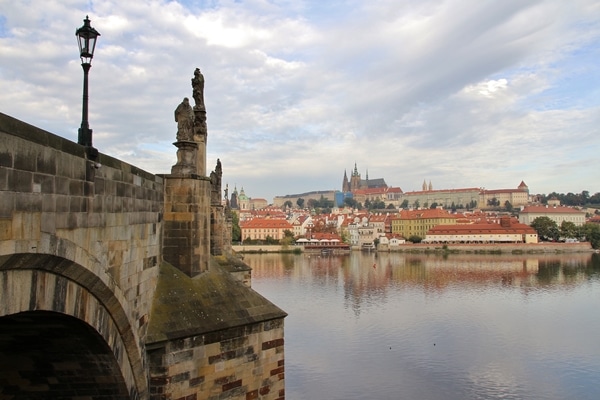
<box><xmin>0</xmin><ymin>253</ymin><xmax>146</xmax><ymax>399</ymax></box>
<box><xmin>0</xmin><ymin>311</ymin><xmax>131</xmax><ymax>399</ymax></box>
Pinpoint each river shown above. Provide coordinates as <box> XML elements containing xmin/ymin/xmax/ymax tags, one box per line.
<box><xmin>245</xmin><ymin>252</ymin><xmax>600</xmax><ymax>400</ymax></box>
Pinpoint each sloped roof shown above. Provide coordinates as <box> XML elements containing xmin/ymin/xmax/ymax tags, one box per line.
<box><xmin>428</xmin><ymin>222</ymin><xmax>536</xmax><ymax>235</ymax></box>
<box><xmin>147</xmin><ymin>260</ymin><xmax>287</xmax><ymax>344</ymax></box>
<box><xmin>520</xmin><ymin>205</ymin><xmax>584</xmax><ymax>214</ymax></box>
<box><xmin>240</xmin><ymin>219</ymin><xmax>292</xmax><ymax>229</ymax></box>
<box><xmin>403</xmin><ymin>187</ymin><xmax>480</xmax><ymax>195</ymax></box>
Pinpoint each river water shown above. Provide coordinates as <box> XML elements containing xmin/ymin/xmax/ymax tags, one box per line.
<box><xmin>246</xmin><ymin>252</ymin><xmax>600</xmax><ymax>400</ymax></box>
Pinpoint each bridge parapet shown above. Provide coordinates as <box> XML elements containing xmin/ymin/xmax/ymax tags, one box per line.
<box><xmin>0</xmin><ymin>112</ymin><xmax>164</xmax><ymax>398</ymax></box>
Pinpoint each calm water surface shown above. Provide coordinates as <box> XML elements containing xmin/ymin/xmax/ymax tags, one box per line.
<box><xmin>247</xmin><ymin>252</ymin><xmax>600</xmax><ymax>400</ymax></box>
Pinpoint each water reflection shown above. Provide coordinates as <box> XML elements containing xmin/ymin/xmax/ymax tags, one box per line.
<box><xmin>251</xmin><ymin>253</ymin><xmax>598</xmax><ymax>312</ymax></box>
<box><xmin>248</xmin><ymin>253</ymin><xmax>600</xmax><ymax>400</ymax></box>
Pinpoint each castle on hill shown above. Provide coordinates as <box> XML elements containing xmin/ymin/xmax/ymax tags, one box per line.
<box><xmin>270</xmin><ymin>164</ymin><xmax>530</xmax><ymax>210</ymax></box>
<box><xmin>342</xmin><ymin>163</ymin><xmax>388</xmax><ymax>192</ymax></box>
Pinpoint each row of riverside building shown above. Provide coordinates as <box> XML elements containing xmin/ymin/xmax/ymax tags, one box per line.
<box><xmin>232</xmin><ymin>165</ymin><xmax>593</xmax><ymax>247</ymax></box>
<box><xmin>238</xmin><ymin>204</ymin><xmax>590</xmax><ymax>248</ymax></box>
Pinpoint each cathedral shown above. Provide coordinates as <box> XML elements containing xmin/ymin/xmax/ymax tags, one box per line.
<box><xmin>342</xmin><ymin>163</ymin><xmax>388</xmax><ymax>192</ymax></box>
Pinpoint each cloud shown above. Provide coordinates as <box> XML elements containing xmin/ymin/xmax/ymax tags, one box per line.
<box><xmin>0</xmin><ymin>0</ymin><xmax>599</xmax><ymax>202</ymax></box>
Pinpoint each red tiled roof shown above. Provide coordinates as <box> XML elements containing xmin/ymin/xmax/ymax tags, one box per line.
<box><xmin>520</xmin><ymin>206</ymin><xmax>584</xmax><ymax>214</ymax></box>
<box><xmin>403</xmin><ymin>188</ymin><xmax>480</xmax><ymax>195</ymax></box>
<box><xmin>240</xmin><ymin>219</ymin><xmax>292</xmax><ymax>229</ymax></box>
<box><xmin>428</xmin><ymin>222</ymin><xmax>536</xmax><ymax>235</ymax></box>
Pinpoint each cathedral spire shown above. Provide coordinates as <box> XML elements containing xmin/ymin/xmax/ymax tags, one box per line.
<box><xmin>342</xmin><ymin>169</ymin><xmax>350</xmax><ymax>192</ymax></box>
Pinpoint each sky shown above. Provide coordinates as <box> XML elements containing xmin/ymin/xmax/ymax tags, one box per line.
<box><xmin>1</xmin><ymin>0</ymin><xmax>599</xmax><ymax>203</ymax></box>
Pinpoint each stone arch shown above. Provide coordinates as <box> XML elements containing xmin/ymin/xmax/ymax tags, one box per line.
<box><xmin>0</xmin><ymin>236</ymin><xmax>149</xmax><ymax>398</ymax></box>
<box><xmin>0</xmin><ymin>310</ymin><xmax>131</xmax><ymax>399</ymax></box>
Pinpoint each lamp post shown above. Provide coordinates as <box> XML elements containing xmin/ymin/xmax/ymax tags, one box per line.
<box><xmin>76</xmin><ymin>16</ymin><xmax>100</xmax><ymax>153</ymax></box>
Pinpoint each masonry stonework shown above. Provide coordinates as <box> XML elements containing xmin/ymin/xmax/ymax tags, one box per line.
<box><xmin>0</xmin><ymin>67</ymin><xmax>286</xmax><ymax>400</ymax></box>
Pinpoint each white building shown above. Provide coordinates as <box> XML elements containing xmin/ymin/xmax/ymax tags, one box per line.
<box><xmin>519</xmin><ymin>205</ymin><xmax>586</xmax><ymax>227</ymax></box>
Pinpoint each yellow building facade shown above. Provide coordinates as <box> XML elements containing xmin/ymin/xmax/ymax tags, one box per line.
<box><xmin>391</xmin><ymin>209</ymin><xmax>457</xmax><ymax>239</ymax></box>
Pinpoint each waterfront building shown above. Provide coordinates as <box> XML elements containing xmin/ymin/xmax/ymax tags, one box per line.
<box><xmin>240</xmin><ymin>218</ymin><xmax>293</xmax><ymax>241</ymax></box>
<box><xmin>424</xmin><ymin>217</ymin><xmax>538</xmax><ymax>244</ymax></box>
<box><xmin>370</xmin><ymin>213</ymin><xmax>392</xmax><ymax>235</ymax></box>
<box><xmin>378</xmin><ymin>234</ymin><xmax>407</xmax><ymax>250</ymax></box>
<box><xmin>289</xmin><ymin>214</ymin><xmax>313</xmax><ymax>238</ymax></box>
<box><xmin>518</xmin><ymin>205</ymin><xmax>587</xmax><ymax>226</ymax></box>
<box><xmin>391</xmin><ymin>208</ymin><xmax>458</xmax><ymax>239</ymax></box>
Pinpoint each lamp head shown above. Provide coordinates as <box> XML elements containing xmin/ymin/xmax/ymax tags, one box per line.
<box><xmin>76</xmin><ymin>16</ymin><xmax>100</xmax><ymax>65</ymax></box>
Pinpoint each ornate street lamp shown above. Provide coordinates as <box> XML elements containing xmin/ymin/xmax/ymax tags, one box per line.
<box><xmin>76</xmin><ymin>16</ymin><xmax>100</xmax><ymax>152</ymax></box>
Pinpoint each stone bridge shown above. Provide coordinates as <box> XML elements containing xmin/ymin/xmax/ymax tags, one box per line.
<box><xmin>0</xmin><ymin>77</ymin><xmax>286</xmax><ymax>400</ymax></box>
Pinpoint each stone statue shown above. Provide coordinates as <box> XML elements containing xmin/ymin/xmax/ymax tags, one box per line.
<box><xmin>192</xmin><ymin>68</ymin><xmax>205</xmax><ymax>110</ymax></box>
<box><xmin>210</xmin><ymin>159</ymin><xmax>223</xmax><ymax>204</ymax></box>
<box><xmin>215</xmin><ymin>158</ymin><xmax>222</xmax><ymax>178</ymax></box>
<box><xmin>174</xmin><ymin>97</ymin><xmax>194</xmax><ymax>141</ymax></box>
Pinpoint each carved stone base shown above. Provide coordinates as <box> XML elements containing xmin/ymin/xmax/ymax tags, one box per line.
<box><xmin>171</xmin><ymin>140</ymin><xmax>198</xmax><ymax>175</ymax></box>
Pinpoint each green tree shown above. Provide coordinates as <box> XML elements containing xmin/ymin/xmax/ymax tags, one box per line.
<box><xmin>386</xmin><ymin>203</ymin><xmax>396</xmax><ymax>209</ymax></box>
<box><xmin>400</xmin><ymin>199</ymin><xmax>409</xmax><ymax>209</ymax></box>
<box><xmin>280</xmin><ymin>230</ymin><xmax>295</xmax><ymax>247</ymax></box>
<box><xmin>340</xmin><ymin>231</ymin><xmax>350</xmax><ymax>244</ymax></box>
<box><xmin>370</xmin><ymin>199</ymin><xmax>386</xmax><ymax>210</ymax></box>
<box><xmin>231</xmin><ymin>211</ymin><xmax>241</xmax><ymax>242</ymax></box>
<box><xmin>560</xmin><ymin>221</ymin><xmax>578</xmax><ymax>240</ymax></box>
<box><xmin>265</xmin><ymin>235</ymin><xmax>279</xmax><ymax>245</ymax></box>
<box><xmin>407</xmin><ymin>235</ymin><xmax>422</xmax><ymax>243</ymax></box>
<box><xmin>504</xmin><ymin>200</ymin><xmax>513</xmax><ymax>212</ymax></box>
<box><xmin>487</xmin><ymin>197</ymin><xmax>500</xmax><ymax>207</ymax></box>
<box><xmin>283</xmin><ymin>200</ymin><xmax>293</xmax><ymax>210</ymax></box>
<box><xmin>344</xmin><ymin>197</ymin><xmax>358</xmax><ymax>208</ymax></box>
<box><xmin>296</xmin><ymin>198</ymin><xmax>305</xmax><ymax>208</ymax></box>
<box><xmin>589</xmin><ymin>192</ymin><xmax>600</xmax><ymax>205</ymax></box>
<box><xmin>413</xmin><ymin>200</ymin><xmax>420</xmax><ymax>209</ymax></box>
<box><xmin>430</xmin><ymin>202</ymin><xmax>438</xmax><ymax>209</ymax></box>
<box><xmin>530</xmin><ymin>216</ymin><xmax>559</xmax><ymax>241</ymax></box>
<box><xmin>581</xmin><ymin>223</ymin><xmax>600</xmax><ymax>249</ymax></box>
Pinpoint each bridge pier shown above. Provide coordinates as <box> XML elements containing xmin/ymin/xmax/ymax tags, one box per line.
<box><xmin>0</xmin><ymin>65</ymin><xmax>287</xmax><ymax>399</ymax></box>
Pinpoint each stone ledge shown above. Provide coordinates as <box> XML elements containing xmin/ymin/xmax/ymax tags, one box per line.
<box><xmin>146</xmin><ymin>260</ymin><xmax>287</xmax><ymax>345</ymax></box>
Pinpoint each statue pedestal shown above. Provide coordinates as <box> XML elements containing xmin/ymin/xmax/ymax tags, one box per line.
<box><xmin>171</xmin><ymin>140</ymin><xmax>198</xmax><ymax>175</ymax></box>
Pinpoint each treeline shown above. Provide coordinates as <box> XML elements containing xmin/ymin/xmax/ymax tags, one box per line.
<box><xmin>538</xmin><ymin>191</ymin><xmax>600</xmax><ymax>207</ymax></box>
<box><xmin>530</xmin><ymin>217</ymin><xmax>600</xmax><ymax>249</ymax></box>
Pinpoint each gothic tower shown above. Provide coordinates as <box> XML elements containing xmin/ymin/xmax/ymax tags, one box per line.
<box><xmin>350</xmin><ymin>163</ymin><xmax>361</xmax><ymax>192</ymax></box>
<box><xmin>342</xmin><ymin>170</ymin><xmax>350</xmax><ymax>192</ymax></box>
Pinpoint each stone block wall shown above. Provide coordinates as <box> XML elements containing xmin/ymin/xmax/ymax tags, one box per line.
<box><xmin>148</xmin><ymin>319</ymin><xmax>285</xmax><ymax>400</ymax></box>
<box><xmin>0</xmin><ymin>112</ymin><xmax>165</xmax><ymax>398</ymax></box>
<box><xmin>162</xmin><ymin>175</ymin><xmax>211</xmax><ymax>277</ymax></box>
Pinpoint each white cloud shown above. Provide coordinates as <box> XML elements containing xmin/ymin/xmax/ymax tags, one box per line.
<box><xmin>0</xmin><ymin>0</ymin><xmax>599</xmax><ymax>202</ymax></box>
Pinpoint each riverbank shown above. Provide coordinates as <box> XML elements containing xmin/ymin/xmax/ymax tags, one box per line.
<box><xmin>232</xmin><ymin>242</ymin><xmax>594</xmax><ymax>254</ymax></box>
<box><xmin>382</xmin><ymin>242</ymin><xmax>594</xmax><ymax>254</ymax></box>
